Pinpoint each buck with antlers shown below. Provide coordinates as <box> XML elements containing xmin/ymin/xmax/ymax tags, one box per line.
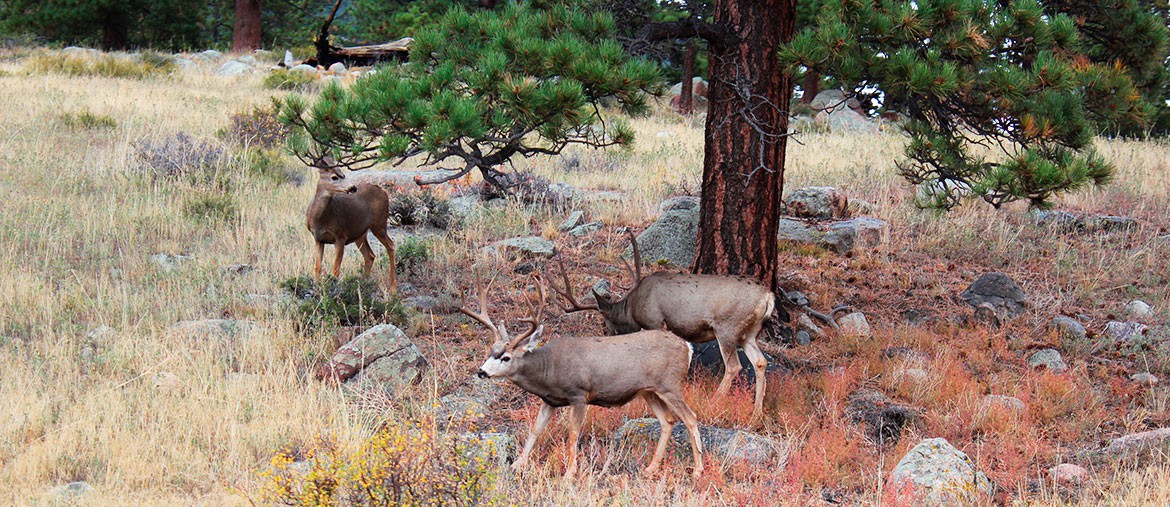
<box><xmin>548</xmin><ymin>231</ymin><xmax>777</xmax><ymax>419</ymax></box>
<box><xmin>306</xmin><ymin>157</ymin><xmax>397</xmax><ymax>292</ymax></box>
<box><xmin>461</xmin><ymin>274</ymin><xmax>704</xmax><ymax>478</ymax></box>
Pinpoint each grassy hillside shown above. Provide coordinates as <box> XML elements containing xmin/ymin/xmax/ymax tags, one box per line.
<box><xmin>1</xmin><ymin>48</ymin><xmax>1168</xmax><ymax>506</ymax></box>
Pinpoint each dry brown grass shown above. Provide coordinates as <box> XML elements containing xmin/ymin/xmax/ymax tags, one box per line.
<box><xmin>1</xmin><ymin>49</ymin><xmax>1169</xmax><ymax>505</ymax></box>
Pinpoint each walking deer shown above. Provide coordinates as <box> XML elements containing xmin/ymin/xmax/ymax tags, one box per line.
<box><xmin>306</xmin><ymin>158</ymin><xmax>397</xmax><ymax>292</ymax></box>
<box><xmin>548</xmin><ymin>231</ymin><xmax>776</xmax><ymax>419</ymax></box>
<box><xmin>462</xmin><ymin>274</ymin><xmax>703</xmax><ymax>478</ymax></box>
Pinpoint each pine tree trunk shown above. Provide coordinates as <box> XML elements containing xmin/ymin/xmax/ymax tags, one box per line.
<box><xmin>678</xmin><ymin>39</ymin><xmax>696</xmax><ymax>114</ymax></box>
<box><xmin>693</xmin><ymin>0</ymin><xmax>796</xmax><ymax>292</ymax></box>
<box><xmin>99</xmin><ymin>6</ymin><xmax>130</xmax><ymax>50</ymax></box>
<box><xmin>232</xmin><ymin>0</ymin><xmax>262</xmax><ymax>53</ymax></box>
<box><xmin>802</xmin><ymin>70</ymin><xmax>819</xmax><ymax>104</ymax></box>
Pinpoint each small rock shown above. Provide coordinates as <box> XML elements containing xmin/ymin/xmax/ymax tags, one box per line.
<box><xmin>557</xmin><ymin>210</ymin><xmax>585</xmax><ymax>231</ymax></box>
<box><xmin>795</xmin><ymin>330</ymin><xmax>812</xmax><ymax>346</ymax></box>
<box><xmin>567</xmin><ymin>221</ymin><xmax>603</xmax><ymax>237</ymax></box>
<box><xmin>1082</xmin><ymin>215</ymin><xmax>1138</xmax><ymax>233</ymax></box>
<box><xmin>49</xmin><ymin>481</ymin><xmax>94</xmax><ymax>501</ymax></box>
<box><xmin>980</xmin><ymin>394</ymin><xmax>1026</xmax><ymax>412</ymax></box>
<box><xmin>615</xmin><ymin>418</ymin><xmax>786</xmax><ymax>466</ymax></box>
<box><xmin>283</xmin><ymin>50</ymin><xmax>295</xmax><ymax>67</ymax></box>
<box><xmin>173</xmin><ymin>58</ymin><xmax>195</xmax><ymax>70</ymax></box>
<box><xmin>659</xmin><ymin>195</ymin><xmax>701</xmax><ymax>213</ymax></box>
<box><xmin>1052</xmin><ymin>316</ymin><xmax>1087</xmax><ymax>341</ymax></box>
<box><xmin>846</xmin><ymin>388</ymin><xmax>917</xmax><ymax>445</ymax></box>
<box><xmin>960</xmin><ymin>272</ymin><xmax>1027</xmax><ymax>319</ymax></box>
<box><xmin>900</xmin><ymin>368</ymin><xmax>929</xmax><ymax>383</ymax></box>
<box><xmin>1048</xmin><ymin>463</ymin><xmax>1089</xmax><ymax>486</ymax></box>
<box><xmin>317</xmin><ymin>324</ymin><xmax>426</xmax><ymax>383</ymax></box>
<box><xmin>327</xmin><ymin>62</ymin><xmax>346</xmax><ymax>74</ymax></box>
<box><xmin>289</xmin><ymin>63</ymin><xmax>318</xmax><ymax>74</ymax></box>
<box><xmin>1030</xmin><ymin>209</ymin><xmax>1081</xmax><ymax>231</ymax></box>
<box><xmin>1103</xmin><ymin>321</ymin><xmax>1147</xmax><ymax>342</ymax></box>
<box><xmin>785</xmin><ymin>186</ymin><xmax>849</xmax><ymax>220</ymax></box>
<box><xmin>216</xmin><ymin>60</ymin><xmax>253</xmax><ymax>76</ymax></box>
<box><xmin>150</xmin><ymin>253</ymin><xmax>192</xmax><ymax>272</ymax></box>
<box><xmin>235</xmin><ymin>55</ymin><xmax>258</xmax><ymax>66</ymax></box>
<box><xmin>901</xmin><ymin>308</ymin><xmax>932</xmax><ymax>325</ymax></box>
<box><xmin>225</xmin><ymin>263</ymin><xmax>253</xmax><ymax>276</ymax></box>
<box><xmin>484</xmin><ymin>236</ymin><xmax>556</xmax><ymax>260</ymax></box>
<box><xmin>197</xmin><ymin>49</ymin><xmax>223</xmax><ymax>60</ymax></box>
<box><xmin>1105</xmin><ymin>427</ymin><xmax>1170</xmax><ymax>456</ymax></box>
<box><xmin>797</xmin><ymin>313</ymin><xmax>824</xmax><ymax>338</ymax></box>
<box><xmin>837</xmin><ymin>312</ymin><xmax>871</xmax><ymax>338</ymax></box>
<box><xmin>1130</xmin><ymin>372</ymin><xmax>1159</xmax><ymax>386</ymax></box>
<box><xmin>815</xmin><ymin>105</ymin><xmax>879</xmax><ymax>134</ymax></box>
<box><xmin>886</xmin><ymin>438</ymin><xmax>993</xmax><ymax>506</ymax></box>
<box><xmin>973</xmin><ymin>302</ymin><xmax>1002</xmax><ymax>328</ymax></box>
<box><xmin>591</xmin><ymin>279</ymin><xmax>612</xmax><ymax>300</ymax></box>
<box><xmin>1125</xmin><ymin>300</ymin><xmax>1152</xmax><ymax>320</ymax></box>
<box><xmin>821</xmin><ymin>217</ymin><xmax>888</xmax><ymax>254</ymax></box>
<box><xmin>1028</xmin><ymin>348</ymin><xmax>1068</xmax><ymax>373</ymax></box>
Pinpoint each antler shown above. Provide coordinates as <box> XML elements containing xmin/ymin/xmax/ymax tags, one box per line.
<box><xmin>546</xmin><ymin>258</ymin><xmax>599</xmax><ymax>313</ymax></box>
<box><xmin>510</xmin><ymin>274</ymin><xmax>548</xmax><ymax>349</ymax></box>
<box><xmin>623</xmin><ymin>228</ymin><xmax>642</xmax><ymax>282</ymax></box>
<box><xmin>459</xmin><ymin>271</ymin><xmax>505</xmax><ymax>342</ymax></box>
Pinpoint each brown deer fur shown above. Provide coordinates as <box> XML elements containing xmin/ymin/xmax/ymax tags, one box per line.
<box><xmin>462</xmin><ymin>275</ymin><xmax>703</xmax><ymax>478</ymax></box>
<box><xmin>306</xmin><ymin>161</ymin><xmax>397</xmax><ymax>292</ymax></box>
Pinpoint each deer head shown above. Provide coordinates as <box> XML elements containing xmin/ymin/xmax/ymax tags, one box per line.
<box><xmin>461</xmin><ymin>273</ymin><xmax>547</xmax><ymax>379</ymax></box>
<box><xmin>312</xmin><ymin>155</ymin><xmax>358</xmax><ymax>195</ymax></box>
<box><xmin>547</xmin><ymin>229</ymin><xmax>644</xmax><ymax>334</ymax></box>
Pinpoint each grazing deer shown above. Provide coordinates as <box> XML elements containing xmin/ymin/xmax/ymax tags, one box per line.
<box><xmin>548</xmin><ymin>231</ymin><xmax>776</xmax><ymax>419</ymax></box>
<box><xmin>462</xmin><ymin>274</ymin><xmax>703</xmax><ymax>479</ymax></box>
<box><xmin>306</xmin><ymin>158</ymin><xmax>397</xmax><ymax>292</ymax></box>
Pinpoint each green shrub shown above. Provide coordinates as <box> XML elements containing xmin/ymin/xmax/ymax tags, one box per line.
<box><xmin>395</xmin><ymin>236</ymin><xmax>432</xmax><ymax>277</ymax></box>
<box><xmin>29</xmin><ymin>53</ymin><xmax>173</xmax><ymax>79</ymax></box>
<box><xmin>280</xmin><ymin>275</ymin><xmax>406</xmax><ymax>330</ymax></box>
<box><xmin>263</xmin><ymin>69</ymin><xmax>318</xmax><ymax>91</ymax></box>
<box><xmin>242</xmin><ymin>148</ymin><xmax>304</xmax><ymax>186</ymax></box>
<box><xmin>59</xmin><ymin>109</ymin><xmax>117</xmax><ymax>130</ymax></box>
<box><xmin>183</xmin><ymin>193</ymin><xmax>239</xmax><ymax>224</ymax></box>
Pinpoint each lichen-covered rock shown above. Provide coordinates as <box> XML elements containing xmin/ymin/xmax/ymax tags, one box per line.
<box><xmin>632</xmin><ymin>207</ymin><xmax>699</xmax><ymax>268</ymax></box>
<box><xmin>349</xmin><ymin>348</ymin><xmax>428</xmax><ymax>389</ymax></box>
<box><xmin>1052</xmin><ymin>316</ymin><xmax>1087</xmax><ymax>341</ymax></box>
<box><xmin>484</xmin><ymin>236</ymin><xmax>556</xmax><ymax>260</ymax></box>
<box><xmin>1048</xmin><ymin>463</ymin><xmax>1089</xmax><ymax>486</ymax></box>
<box><xmin>886</xmin><ymin>438</ymin><xmax>993</xmax><ymax>506</ymax></box>
<box><xmin>659</xmin><ymin>195</ymin><xmax>701</xmax><ymax>213</ymax></box>
<box><xmin>1103</xmin><ymin>321</ymin><xmax>1147</xmax><ymax>342</ymax></box>
<box><xmin>777</xmin><ymin>218</ymin><xmax>825</xmax><ymax>244</ymax></box>
<box><xmin>821</xmin><ymin>217</ymin><xmax>888</xmax><ymax>254</ymax></box>
<box><xmin>960</xmin><ymin>272</ymin><xmax>1027</xmax><ymax>319</ymax></box>
<box><xmin>785</xmin><ymin>186</ymin><xmax>848</xmax><ymax>220</ymax></box>
<box><xmin>1124</xmin><ymin>300</ymin><xmax>1152</xmax><ymax>320</ymax></box>
<box><xmin>317</xmin><ymin>324</ymin><xmax>427</xmax><ymax>383</ymax></box>
<box><xmin>837</xmin><ymin>312</ymin><xmax>872</xmax><ymax>338</ymax></box>
<box><xmin>1105</xmin><ymin>427</ymin><xmax>1170</xmax><ymax>457</ymax></box>
<box><xmin>615</xmin><ymin>418</ymin><xmax>786</xmax><ymax>467</ymax></box>
<box><xmin>1028</xmin><ymin>348</ymin><xmax>1068</xmax><ymax>373</ymax></box>
<box><xmin>558</xmin><ymin>211</ymin><xmax>585</xmax><ymax>231</ymax></box>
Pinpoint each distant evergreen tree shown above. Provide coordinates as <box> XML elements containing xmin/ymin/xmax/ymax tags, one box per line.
<box><xmin>783</xmin><ymin>0</ymin><xmax>1148</xmax><ymax>209</ymax></box>
<box><xmin>0</xmin><ymin>0</ymin><xmax>206</xmax><ymax>51</ymax></box>
<box><xmin>278</xmin><ymin>2</ymin><xmax>661</xmax><ymax>191</ymax></box>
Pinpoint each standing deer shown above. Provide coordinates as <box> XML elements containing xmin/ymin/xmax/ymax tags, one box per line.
<box><xmin>306</xmin><ymin>158</ymin><xmax>397</xmax><ymax>292</ymax></box>
<box><xmin>462</xmin><ymin>274</ymin><xmax>704</xmax><ymax>479</ymax></box>
<box><xmin>548</xmin><ymin>231</ymin><xmax>776</xmax><ymax>419</ymax></box>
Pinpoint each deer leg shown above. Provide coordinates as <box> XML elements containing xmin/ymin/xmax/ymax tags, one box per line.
<box><xmin>313</xmin><ymin>242</ymin><xmax>326</xmax><ymax>281</ymax></box>
<box><xmin>564</xmin><ymin>403</ymin><xmax>587</xmax><ymax>479</ymax></box>
<box><xmin>514</xmin><ymin>402</ymin><xmax>556</xmax><ymax>472</ymax></box>
<box><xmin>657</xmin><ymin>392</ymin><xmax>704</xmax><ymax>478</ymax></box>
<box><xmin>715</xmin><ymin>337</ymin><xmax>743</xmax><ymax>396</ymax></box>
<box><xmin>331</xmin><ymin>241</ymin><xmax>346</xmax><ymax>277</ymax></box>
<box><xmin>371</xmin><ymin>228</ymin><xmax>397</xmax><ymax>294</ymax></box>
<box><xmin>641</xmin><ymin>392</ymin><xmax>675</xmax><ymax>476</ymax></box>
<box><xmin>741</xmin><ymin>337</ymin><xmax>769</xmax><ymax>420</ymax></box>
<box><xmin>356</xmin><ymin>236</ymin><xmax>375</xmax><ymax>274</ymax></box>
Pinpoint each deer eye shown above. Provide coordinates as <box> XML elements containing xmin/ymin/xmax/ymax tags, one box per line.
<box><xmin>500</xmin><ymin>356</ymin><xmax>511</xmax><ymax>362</ymax></box>
<box><xmin>331</xmin><ymin>175</ymin><xmax>341</xmax><ymax>181</ymax></box>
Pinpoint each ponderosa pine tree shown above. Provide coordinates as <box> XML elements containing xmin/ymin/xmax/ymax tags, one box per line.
<box><xmin>782</xmin><ymin>0</ymin><xmax>1147</xmax><ymax>210</ymax></box>
<box><xmin>278</xmin><ymin>2</ymin><xmax>661</xmax><ymax>191</ymax></box>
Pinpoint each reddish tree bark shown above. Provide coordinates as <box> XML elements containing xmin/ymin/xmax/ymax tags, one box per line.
<box><xmin>677</xmin><ymin>39</ymin><xmax>696</xmax><ymax>114</ymax></box>
<box><xmin>802</xmin><ymin>70</ymin><xmax>820</xmax><ymax>104</ymax></box>
<box><xmin>693</xmin><ymin>0</ymin><xmax>796</xmax><ymax>292</ymax></box>
<box><xmin>232</xmin><ymin>0</ymin><xmax>262</xmax><ymax>52</ymax></box>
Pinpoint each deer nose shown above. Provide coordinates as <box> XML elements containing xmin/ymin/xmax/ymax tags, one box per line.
<box><xmin>476</xmin><ymin>370</ymin><xmax>488</xmax><ymax>379</ymax></box>
<box><xmin>345</xmin><ymin>186</ymin><xmax>358</xmax><ymax>194</ymax></box>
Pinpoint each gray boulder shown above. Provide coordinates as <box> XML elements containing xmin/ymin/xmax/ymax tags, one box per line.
<box><xmin>1030</xmin><ymin>209</ymin><xmax>1081</xmax><ymax>231</ymax></box>
<box><xmin>1125</xmin><ymin>300</ymin><xmax>1152</xmax><ymax>320</ymax></box>
<box><xmin>317</xmin><ymin>324</ymin><xmax>428</xmax><ymax>384</ymax></box>
<box><xmin>960</xmin><ymin>272</ymin><xmax>1027</xmax><ymax>319</ymax></box>
<box><xmin>196</xmin><ymin>49</ymin><xmax>223</xmax><ymax>61</ymax></box>
<box><xmin>887</xmin><ymin>438</ymin><xmax>993</xmax><ymax>505</ymax></box>
<box><xmin>49</xmin><ymin>481</ymin><xmax>94</xmax><ymax>502</ymax></box>
<box><xmin>557</xmin><ymin>211</ymin><xmax>585</xmax><ymax>231</ymax></box>
<box><xmin>327</xmin><ymin>62</ymin><xmax>347</xmax><ymax>74</ymax></box>
<box><xmin>216</xmin><ymin>60</ymin><xmax>253</xmax><ymax>76</ymax></box>
<box><xmin>1052</xmin><ymin>316</ymin><xmax>1087</xmax><ymax>341</ymax></box>
<box><xmin>1028</xmin><ymin>348</ymin><xmax>1068</xmax><ymax>373</ymax></box>
<box><xmin>822</xmin><ymin>217</ymin><xmax>888</xmax><ymax>254</ymax></box>
<box><xmin>615</xmin><ymin>418</ymin><xmax>786</xmax><ymax>467</ymax></box>
<box><xmin>809</xmin><ymin>89</ymin><xmax>860</xmax><ymax>112</ymax></box>
<box><xmin>633</xmin><ymin>207</ymin><xmax>699</xmax><ymax>268</ymax></box>
<box><xmin>1104</xmin><ymin>427</ymin><xmax>1170</xmax><ymax>457</ymax></box>
<box><xmin>777</xmin><ymin>218</ymin><xmax>825</xmax><ymax>244</ymax></box>
<box><xmin>458</xmin><ymin>432</ymin><xmax>516</xmax><ymax>468</ymax></box>
<box><xmin>785</xmin><ymin>186</ymin><xmax>848</xmax><ymax>220</ymax></box>
<box><xmin>485</xmin><ymin>236</ymin><xmax>556</xmax><ymax>260</ymax></box>
<box><xmin>1082</xmin><ymin>215</ymin><xmax>1138</xmax><ymax>233</ymax></box>
<box><xmin>289</xmin><ymin>63</ymin><xmax>318</xmax><ymax>74</ymax></box>
<box><xmin>837</xmin><ymin>312</ymin><xmax>872</xmax><ymax>338</ymax></box>
<box><xmin>815</xmin><ymin>107</ymin><xmax>879</xmax><ymax>134</ymax></box>
<box><xmin>567</xmin><ymin>221</ymin><xmax>603</xmax><ymax>237</ymax></box>
<box><xmin>659</xmin><ymin>195</ymin><xmax>701</xmax><ymax>213</ymax></box>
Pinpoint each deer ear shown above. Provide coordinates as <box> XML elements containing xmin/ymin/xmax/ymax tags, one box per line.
<box><xmin>521</xmin><ymin>325</ymin><xmax>544</xmax><ymax>352</ymax></box>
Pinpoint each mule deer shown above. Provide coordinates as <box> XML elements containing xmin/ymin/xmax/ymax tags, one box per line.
<box><xmin>307</xmin><ymin>158</ymin><xmax>397</xmax><ymax>292</ymax></box>
<box><xmin>548</xmin><ymin>231</ymin><xmax>776</xmax><ymax>419</ymax></box>
<box><xmin>462</xmin><ymin>274</ymin><xmax>703</xmax><ymax>478</ymax></box>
